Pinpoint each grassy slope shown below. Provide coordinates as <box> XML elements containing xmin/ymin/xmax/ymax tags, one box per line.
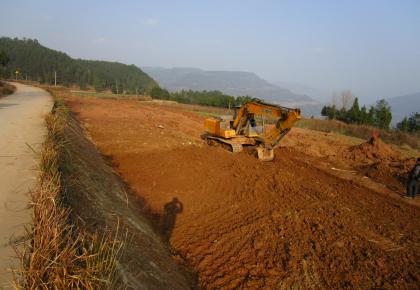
<box><xmin>14</xmin><ymin>92</ymin><xmax>122</xmax><ymax>288</ymax></box>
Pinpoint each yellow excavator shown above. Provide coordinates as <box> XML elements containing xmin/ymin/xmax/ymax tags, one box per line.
<box><xmin>201</xmin><ymin>100</ymin><xmax>301</xmax><ymax>161</ymax></box>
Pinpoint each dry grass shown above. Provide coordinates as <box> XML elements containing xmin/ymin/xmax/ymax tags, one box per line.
<box><xmin>0</xmin><ymin>81</ymin><xmax>15</xmax><ymax>97</ymax></box>
<box><xmin>296</xmin><ymin>118</ymin><xmax>420</xmax><ymax>150</ymax></box>
<box><xmin>14</xmin><ymin>92</ymin><xmax>122</xmax><ymax>289</ymax></box>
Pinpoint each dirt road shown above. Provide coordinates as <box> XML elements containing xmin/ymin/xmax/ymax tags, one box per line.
<box><xmin>0</xmin><ymin>83</ymin><xmax>52</xmax><ymax>288</ymax></box>
<box><xmin>67</xmin><ymin>97</ymin><xmax>420</xmax><ymax>289</ymax></box>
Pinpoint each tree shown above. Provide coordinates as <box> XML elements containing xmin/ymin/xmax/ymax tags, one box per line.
<box><xmin>150</xmin><ymin>86</ymin><xmax>171</xmax><ymax>100</ymax></box>
<box><xmin>0</xmin><ymin>50</ymin><xmax>9</xmax><ymax>67</ymax></box>
<box><xmin>347</xmin><ymin>97</ymin><xmax>361</xmax><ymax>123</ymax></box>
<box><xmin>321</xmin><ymin>105</ymin><xmax>337</xmax><ymax>120</ymax></box>
<box><xmin>397</xmin><ymin>117</ymin><xmax>410</xmax><ymax>132</ymax></box>
<box><xmin>397</xmin><ymin>112</ymin><xmax>420</xmax><ymax>133</ymax></box>
<box><xmin>374</xmin><ymin>99</ymin><xmax>392</xmax><ymax>129</ymax></box>
<box><xmin>367</xmin><ymin>106</ymin><xmax>376</xmax><ymax>126</ymax></box>
<box><xmin>0</xmin><ymin>50</ymin><xmax>9</xmax><ymax>78</ymax></box>
<box><xmin>79</xmin><ymin>79</ymin><xmax>87</xmax><ymax>90</ymax></box>
<box><xmin>359</xmin><ymin>105</ymin><xmax>368</xmax><ymax>124</ymax></box>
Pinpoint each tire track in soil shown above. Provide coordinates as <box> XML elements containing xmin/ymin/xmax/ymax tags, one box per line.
<box><xmin>66</xmin><ymin>97</ymin><xmax>420</xmax><ymax>290</ymax></box>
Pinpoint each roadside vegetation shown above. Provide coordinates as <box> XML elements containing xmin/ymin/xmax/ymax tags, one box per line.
<box><xmin>14</xmin><ymin>88</ymin><xmax>122</xmax><ymax>289</ymax></box>
<box><xmin>0</xmin><ymin>81</ymin><xmax>15</xmax><ymax>98</ymax></box>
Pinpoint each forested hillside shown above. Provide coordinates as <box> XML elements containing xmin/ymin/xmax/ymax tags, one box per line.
<box><xmin>150</xmin><ymin>86</ymin><xmax>253</xmax><ymax>108</ymax></box>
<box><xmin>0</xmin><ymin>37</ymin><xmax>157</xmax><ymax>93</ymax></box>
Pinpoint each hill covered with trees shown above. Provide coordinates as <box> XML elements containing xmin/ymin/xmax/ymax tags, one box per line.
<box><xmin>150</xmin><ymin>86</ymin><xmax>253</xmax><ymax>108</ymax></box>
<box><xmin>0</xmin><ymin>37</ymin><xmax>157</xmax><ymax>93</ymax></box>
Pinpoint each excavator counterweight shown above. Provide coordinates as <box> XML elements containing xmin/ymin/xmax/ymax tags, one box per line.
<box><xmin>202</xmin><ymin>100</ymin><xmax>301</xmax><ymax>161</ymax></box>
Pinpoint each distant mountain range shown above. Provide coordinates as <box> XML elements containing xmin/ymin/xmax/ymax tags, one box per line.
<box><xmin>386</xmin><ymin>92</ymin><xmax>420</xmax><ymax>124</ymax></box>
<box><xmin>142</xmin><ymin>67</ymin><xmax>313</xmax><ymax>102</ymax></box>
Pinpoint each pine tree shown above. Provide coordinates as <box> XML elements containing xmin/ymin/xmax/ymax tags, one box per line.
<box><xmin>367</xmin><ymin>106</ymin><xmax>376</xmax><ymax>126</ymax></box>
<box><xmin>397</xmin><ymin>117</ymin><xmax>410</xmax><ymax>132</ymax></box>
<box><xmin>374</xmin><ymin>99</ymin><xmax>392</xmax><ymax>129</ymax></box>
<box><xmin>360</xmin><ymin>105</ymin><xmax>368</xmax><ymax>124</ymax></box>
<box><xmin>397</xmin><ymin>112</ymin><xmax>420</xmax><ymax>132</ymax></box>
<box><xmin>0</xmin><ymin>50</ymin><xmax>9</xmax><ymax>66</ymax></box>
<box><xmin>348</xmin><ymin>97</ymin><xmax>361</xmax><ymax>124</ymax></box>
<box><xmin>0</xmin><ymin>50</ymin><xmax>9</xmax><ymax>78</ymax></box>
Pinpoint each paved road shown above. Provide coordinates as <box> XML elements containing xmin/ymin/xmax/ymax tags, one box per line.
<box><xmin>0</xmin><ymin>83</ymin><xmax>52</xmax><ymax>288</ymax></box>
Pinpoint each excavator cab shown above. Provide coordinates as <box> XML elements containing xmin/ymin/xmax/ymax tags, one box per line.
<box><xmin>202</xmin><ymin>100</ymin><xmax>301</xmax><ymax>161</ymax></box>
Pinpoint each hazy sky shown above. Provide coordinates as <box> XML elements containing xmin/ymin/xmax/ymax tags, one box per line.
<box><xmin>1</xmin><ymin>0</ymin><xmax>419</xmax><ymax>103</ymax></box>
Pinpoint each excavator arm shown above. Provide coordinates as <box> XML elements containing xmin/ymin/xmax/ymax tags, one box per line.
<box><xmin>260</xmin><ymin>108</ymin><xmax>301</xmax><ymax>149</ymax></box>
<box><xmin>232</xmin><ymin>100</ymin><xmax>301</xmax><ymax>149</ymax></box>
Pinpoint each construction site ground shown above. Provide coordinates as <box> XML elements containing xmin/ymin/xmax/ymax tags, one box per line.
<box><xmin>66</xmin><ymin>96</ymin><xmax>420</xmax><ymax>289</ymax></box>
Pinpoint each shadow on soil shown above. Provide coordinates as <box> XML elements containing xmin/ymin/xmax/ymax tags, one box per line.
<box><xmin>104</xmin><ymin>154</ymin><xmax>187</xmax><ymax>243</ymax></box>
<box><xmin>162</xmin><ymin>198</ymin><xmax>183</xmax><ymax>242</ymax></box>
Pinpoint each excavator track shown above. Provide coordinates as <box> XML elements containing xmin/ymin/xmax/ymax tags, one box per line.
<box><xmin>202</xmin><ymin>134</ymin><xmax>244</xmax><ymax>153</ymax></box>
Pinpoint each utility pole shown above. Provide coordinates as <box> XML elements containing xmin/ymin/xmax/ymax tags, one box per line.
<box><xmin>54</xmin><ymin>71</ymin><xmax>57</xmax><ymax>87</ymax></box>
<box><xmin>116</xmin><ymin>79</ymin><xmax>119</xmax><ymax>94</ymax></box>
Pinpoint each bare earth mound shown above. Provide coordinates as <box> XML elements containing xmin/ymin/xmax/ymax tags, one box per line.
<box><xmin>67</xmin><ymin>96</ymin><xmax>420</xmax><ymax>289</ymax></box>
<box><xmin>344</xmin><ymin>139</ymin><xmax>416</xmax><ymax>192</ymax></box>
<box><xmin>344</xmin><ymin>139</ymin><xmax>403</xmax><ymax>164</ymax></box>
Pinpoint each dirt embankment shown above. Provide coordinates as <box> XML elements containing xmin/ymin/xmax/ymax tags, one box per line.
<box><xmin>55</xmin><ymin>94</ymin><xmax>195</xmax><ymax>289</ymax></box>
<box><xmin>67</xmin><ymin>96</ymin><xmax>420</xmax><ymax>289</ymax></box>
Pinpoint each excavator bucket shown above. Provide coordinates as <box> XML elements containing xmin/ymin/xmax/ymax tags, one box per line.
<box><xmin>256</xmin><ymin>147</ymin><xmax>274</xmax><ymax>162</ymax></box>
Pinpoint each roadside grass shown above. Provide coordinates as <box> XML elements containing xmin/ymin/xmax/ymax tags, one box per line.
<box><xmin>296</xmin><ymin>118</ymin><xmax>420</xmax><ymax>151</ymax></box>
<box><xmin>14</xmin><ymin>89</ymin><xmax>122</xmax><ymax>289</ymax></box>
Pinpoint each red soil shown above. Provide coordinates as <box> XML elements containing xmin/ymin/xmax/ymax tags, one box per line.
<box><xmin>344</xmin><ymin>139</ymin><xmax>416</xmax><ymax>192</ymax></box>
<box><xmin>344</xmin><ymin>138</ymin><xmax>403</xmax><ymax>164</ymax></box>
<box><xmin>67</xmin><ymin>97</ymin><xmax>420</xmax><ymax>289</ymax></box>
